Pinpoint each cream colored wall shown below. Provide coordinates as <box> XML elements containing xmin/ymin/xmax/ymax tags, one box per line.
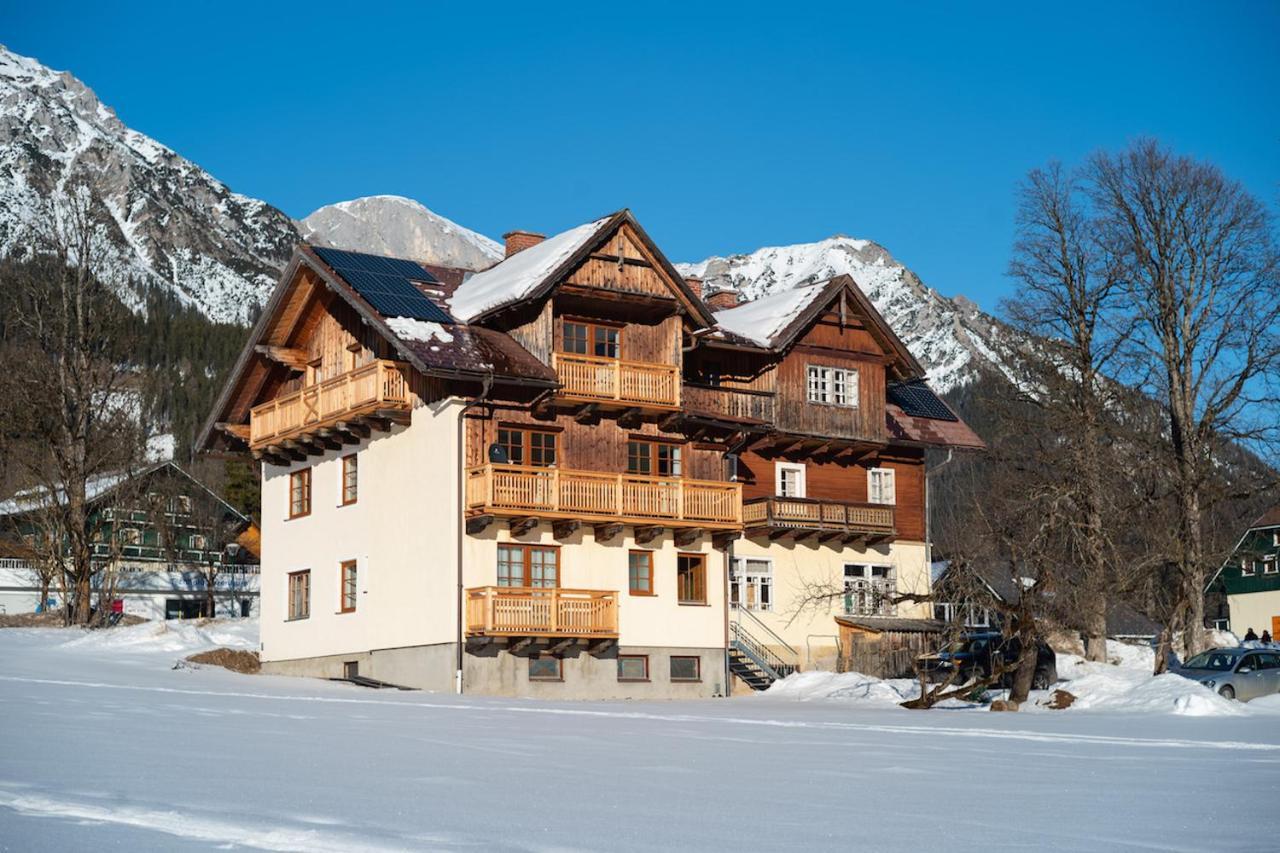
<box><xmin>1228</xmin><ymin>589</ymin><xmax>1280</xmax><ymax>638</ymax></box>
<box><xmin>731</xmin><ymin>537</ymin><xmax>930</xmax><ymax>668</ymax></box>
<box><xmin>463</xmin><ymin>525</ymin><xmax>725</xmax><ymax>650</ymax></box>
<box><xmin>260</xmin><ymin>398</ymin><xmax>462</xmax><ymax>663</ymax></box>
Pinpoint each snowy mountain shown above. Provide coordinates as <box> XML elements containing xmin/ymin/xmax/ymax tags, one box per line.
<box><xmin>677</xmin><ymin>237</ymin><xmax>1013</xmax><ymax>392</ymax></box>
<box><xmin>299</xmin><ymin>195</ymin><xmax>502</xmax><ymax>271</ymax></box>
<box><xmin>0</xmin><ymin>45</ymin><xmax>299</xmax><ymax>325</ymax></box>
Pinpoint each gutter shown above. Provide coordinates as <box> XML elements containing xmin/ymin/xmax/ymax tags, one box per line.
<box><xmin>456</xmin><ymin>373</ymin><xmax>495</xmax><ymax>695</ymax></box>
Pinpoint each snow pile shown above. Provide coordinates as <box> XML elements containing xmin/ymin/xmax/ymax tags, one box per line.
<box><xmin>1052</xmin><ymin>650</ymin><xmax>1242</xmax><ymax>716</ymax></box>
<box><xmin>385</xmin><ymin>316</ymin><xmax>454</xmax><ymax>344</ymax></box>
<box><xmin>448</xmin><ymin>216</ymin><xmax>610</xmax><ymax>321</ymax></box>
<box><xmin>763</xmin><ymin>670</ymin><xmax>918</xmax><ymax>706</ymax></box>
<box><xmin>54</xmin><ymin>619</ymin><xmax>257</xmax><ymax>656</ymax></box>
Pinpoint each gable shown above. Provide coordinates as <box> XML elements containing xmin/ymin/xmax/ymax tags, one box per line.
<box><xmin>564</xmin><ymin>223</ymin><xmax>688</xmax><ymax>303</ymax></box>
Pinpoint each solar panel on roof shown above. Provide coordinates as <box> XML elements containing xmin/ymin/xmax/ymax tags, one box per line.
<box><xmin>887</xmin><ymin>381</ymin><xmax>958</xmax><ymax>421</ymax></box>
<box><xmin>312</xmin><ymin>246</ymin><xmax>452</xmax><ymax>323</ymax></box>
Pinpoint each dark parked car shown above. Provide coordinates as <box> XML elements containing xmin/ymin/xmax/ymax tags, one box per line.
<box><xmin>920</xmin><ymin>632</ymin><xmax>1058</xmax><ymax>690</ymax></box>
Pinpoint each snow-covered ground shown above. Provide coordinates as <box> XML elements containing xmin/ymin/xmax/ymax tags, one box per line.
<box><xmin>2</xmin><ymin>624</ymin><xmax>1278</xmax><ymax>852</ymax></box>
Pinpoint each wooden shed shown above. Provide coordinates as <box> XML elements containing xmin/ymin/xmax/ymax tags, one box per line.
<box><xmin>835</xmin><ymin>615</ymin><xmax>944</xmax><ymax>679</ymax></box>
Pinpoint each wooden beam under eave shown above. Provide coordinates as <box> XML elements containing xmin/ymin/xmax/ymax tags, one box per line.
<box><xmin>267</xmin><ymin>444</ymin><xmax>305</xmax><ymax>463</ymax></box>
<box><xmin>216</xmin><ymin>422</ymin><xmax>251</xmax><ymax>442</ymax></box>
<box><xmin>317</xmin><ymin>427</ymin><xmax>359</xmax><ymax>447</ymax></box>
<box><xmin>574</xmin><ymin>403</ymin><xmax>600</xmax><ymax>424</ymax></box>
<box><xmin>712</xmin><ymin>531</ymin><xmax>741</xmax><ymax>551</ymax></box>
<box><xmin>335</xmin><ymin>420</ymin><xmax>371</xmax><ymax>440</ymax></box>
<box><xmin>673</xmin><ymin>528</ymin><xmax>704</xmax><ymax>548</ymax></box>
<box><xmin>509</xmin><ymin>517</ymin><xmax>539</xmax><ymax>537</ymax></box>
<box><xmin>466</xmin><ymin>514</ymin><xmax>495</xmax><ymax>535</ymax></box>
<box><xmin>617</xmin><ymin>407</ymin><xmax>643</xmax><ymax>429</ymax></box>
<box><xmin>593</xmin><ymin>523</ymin><xmax>624</xmax><ymax>543</ymax></box>
<box><xmin>282</xmin><ymin>439</ymin><xmax>322</xmax><ymax>458</ymax></box>
<box><xmin>254</xmin><ymin>344</ymin><xmax>309</xmax><ymax>370</ymax></box>
<box><xmin>634</xmin><ymin>525</ymin><xmax>664</xmax><ymax>545</ymax></box>
<box><xmin>552</xmin><ymin>519</ymin><xmax>581</xmax><ymax>541</ymax></box>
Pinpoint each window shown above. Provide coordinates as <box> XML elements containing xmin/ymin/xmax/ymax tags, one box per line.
<box><xmin>627</xmin><ymin>440</ymin><xmax>682</xmax><ymax>477</ymax></box>
<box><xmin>677</xmin><ymin>554</ymin><xmax>706</xmax><ymax>605</ymax></box>
<box><xmin>289</xmin><ymin>468</ymin><xmax>312</xmax><ymax>518</ymax></box>
<box><xmin>288</xmin><ymin>570</ymin><xmax>311</xmax><ymax>620</ymax></box>
<box><xmin>190</xmin><ymin>534</ymin><xmax>208</xmax><ymax>551</ymax></box>
<box><xmin>497</xmin><ymin>544</ymin><xmax>559</xmax><ymax>588</ymax></box>
<box><xmin>340</xmin><ymin>560</ymin><xmax>357</xmax><ymax>613</ymax></box>
<box><xmin>806</xmin><ymin>365</ymin><xmax>859</xmax><ymax>406</ymax></box>
<box><xmin>165</xmin><ymin>598</ymin><xmax>211</xmax><ymax>620</ymax></box>
<box><xmin>562</xmin><ymin>320</ymin><xmax>620</xmax><ymax>359</ymax></box>
<box><xmin>1242</xmin><ymin>557</ymin><xmax>1256</xmax><ymax>577</ymax></box>
<box><xmin>174</xmin><ymin>495</ymin><xmax>192</xmax><ymax>514</ymax></box>
<box><xmin>868</xmin><ymin>468</ymin><xmax>896</xmax><ymax>505</ymax></box>
<box><xmin>341</xmin><ymin>455</ymin><xmax>358</xmax><ymax>505</ymax></box>
<box><xmin>844</xmin><ymin>564</ymin><xmax>894</xmax><ymax>616</ymax></box>
<box><xmin>528</xmin><ymin>656</ymin><xmax>563</xmax><ymax>681</ymax></box>
<box><xmin>1264</xmin><ymin>557</ymin><xmax>1278</xmax><ymax>575</ymax></box>
<box><xmin>118</xmin><ymin>527</ymin><xmax>141</xmax><ymax>545</ymax></box>
<box><xmin>497</xmin><ymin>428</ymin><xmax>557</xmax><ymax>467</ymax></box>
<box><xmin>628</xmin><ymin>551</ymin><xmax>654</xmax><ymax>595</ymax></box>
<box><xmin>730</xmin><ymin>558</ymin><xmax>773</xmax><ymax>611</ymax></box>
<box><xmin>776</xmin><ymin>463</ymin><xmax>806</xmax><ymax>498</ymax></box>
<box><xmin>670</xmin><ymin>656</ymin><xmax>701</xmax><ymax>682</ymax></box>
<box><xmin>617</xmin><ymin>654</ymin><xmax>649</xmax><ymax>681</ymax></box>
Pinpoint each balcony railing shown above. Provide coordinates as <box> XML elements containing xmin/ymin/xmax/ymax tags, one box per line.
<box><xmin>743</xmin><ymin>496</ymin><xmax>895</xmax><ymax>536</ymax></box>
<box><xmin>250</xmin><ymin>359</ymin><xmax>411</xmax><ymax>449</ymax></box>
<box><xmin>466</xmin><ymin>464</ymin><xmax>741</xmax><ymax>528</ymax></box>
<box><xmin>466</xmin><ymin>586</ymin><xmax>619</xmax><ymax>638</ymax></box>
<box><xmin>682</xmin><ymin>383</ymin><xmax>775</xmax><ymax>424</ymax></box>
<box><xmin>552</xmin><ymin>353</ymin><xmax>680</xmax><ymax>408</ymax></box>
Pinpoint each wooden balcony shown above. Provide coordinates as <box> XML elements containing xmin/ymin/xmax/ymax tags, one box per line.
<box><xmin>682</xmin><ymin>383</ymin><xmax>775</xmax><ymax>425</ymax></box>
<box><xmin>552</xmin><ymin>353</ymin><xmax>680</xmax><ymax>409</ymax></box>
<box><xmin>466</xmin><ymin>586</ymin><xmax>619</xmax><ymax>639</ymax></box>
<box><xmin>466</xmin><ymin>464</ymin><xmax>741</xmax><ymax>529</ymax></box>
<box><xmin>250</xmin><ymin>360</ymin><xmax>411</xmax><ymax>451</ymax></box>
<box><xmin>743</xmin><ymin>496</ymin><xmax>895</xmax><ymax>544</ymax></box>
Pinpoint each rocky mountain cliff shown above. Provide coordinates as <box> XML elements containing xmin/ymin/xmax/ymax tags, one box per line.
<box><xmin>677</xmin><ymin>237</ymin><xmax>1013</xmax><ymax>392</ymax></box>
<box><xmin>0</xmin><ymin>45</ymin><xmax>299</xmax><ymax>325</ymax></box>
<box><xmin>299</xmin><ymin>195</ymin><xmax>501</xmax><ymax>271</ymax></box>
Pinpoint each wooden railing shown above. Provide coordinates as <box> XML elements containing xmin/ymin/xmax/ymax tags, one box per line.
<box><xmin>743</xmin><ymin>497</ymin><xmax>894</xmax><ymax>534</ymax></box>
<box><xmin>682</xmin><ymin>383</ymin><xmax>775</xmax><ymax>423</ymax></box>
<box><xmin>466</xmin><ymin>586</ymin><xmax>619</xmax><ymax>638</ymax></box>
<box><xmin>552</xmin><ymin>353</ymin><xmax>679</xmax><ymax>408</ymax></box>
<box><xmin>250</xmin><ymin>360</ymin><xmax>411</xmax><ymax>448</ymax></box>
<box><xmin>466</xmin><ymin>464</ymin><xmax>741</xmax><ymax>527</ymax></box>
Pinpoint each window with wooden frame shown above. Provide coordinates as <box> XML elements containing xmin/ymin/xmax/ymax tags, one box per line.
<box><xmin>627</xmin><ymin>440</ymin><xmax>682</xmax><ymax>477</ymax></box>
<box><xmin>528</xmin><ymin>655</ymin><xmax>562</xmax><ymax>682</ymax></box>
<box><xmin>628</xmin><ymin>551</ymin><xmax>654</xmax><ymax>595</ymax></box>
<box><xmin>775</xmin><ymin>462</ymin><xmax>806</xmax><ymax>498</ymax></box>
<box><xmin>806</xmin><ymin>364</ymin><xmax>859</xmax><ymax>407</ymax></box>
<box><xmin>341</xmin><ymin>455</ymin><xmax>358</xmax><ymax>505</ymax></box>
<box><xmin>677</xmin><ymin>554</ymin><xmax>707</xmax><ymax>605</ymax></box>
<box><xmin>496</xmin><ymin>544</ymin><xmax>559</xmax><ymax>588</ymax></box>
<box><xmin>287</xmin><ymin>570</ymin><xmax>310</xmax><ymax>620</ymax></box>
<box><xmin>730</xmin><ymin>557</ymin><xmax>773</xmax><ymax>611</ymax></box>
<box><xmin>562</xmin><ymin>320</ymin><xmax>620</xmax><ymax>359</ymax></box>
<box><xmin>868</xmin><ymin>467</ymin><xmax>896</xmax><ymax>505</ymax></box>
<box><xmin>617</xmin><ymin>654</ymin><xmax>649</xmax><ymax>682</ymax></box>
<box><xmin>340</xmin><ymin>560</ymin><xmax>357</xmax><ymax>613</ymax></box>
<box><xmin>496</xmin><ymin>427</ymin><xmax>557</xmax><ymax>467</ymax></box>
<box><xmin>289</xmin><ymin>468</ymin><xmax>312</xmax><ymax>518</ymax></box>
<box><xmin>670</xmin><ymin>656</ymin><xmax>701</xmax><ymax>682</ymax></box>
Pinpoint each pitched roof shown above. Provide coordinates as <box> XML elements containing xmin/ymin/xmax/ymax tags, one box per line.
<box><xmin>1250</xmin><ymin>507</ymin><xmax>1280</xmax><ymax>530</ymax></box>
<box><xmin>885</xmin><ymin>382</ymin><xmax>986</xmax><ymax>450</ymax></box>
<box><xmin>835</xmin><ymin>615</ymin><xmax>945</xmax><ymax>634</ymax></box>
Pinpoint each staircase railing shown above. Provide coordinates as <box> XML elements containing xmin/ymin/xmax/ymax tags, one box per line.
<box><xmin>729</xmin><ymin>606</ymin><xmax>801</xmax><ymax>683</ymax></box>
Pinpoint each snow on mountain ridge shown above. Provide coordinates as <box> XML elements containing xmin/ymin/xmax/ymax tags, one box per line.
<box><xmin>0</xmin><ymin>44</ymin><xmax>299</xmax><ymax>325</ymax></box>
<box><xmin>300</xmin><ymin>195</ymin><xmax>503</xmax><ymax>271</ymax></box>
<box><xmin>677</xmin><ymin>236</ymin><xmax>1009</xmax><ymax>392</ymax></box>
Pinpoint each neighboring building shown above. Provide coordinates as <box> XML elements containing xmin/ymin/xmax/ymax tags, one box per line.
<box><xmin>1206</xmin><ymin>508</ymin><xmax>1280</xmax><ymax>639</ymax></box>
<box><xmin>0</xmin><ymin>462</ymin><xmax>259</xmax><ymax>620</ymax></box>
<box><xmin>199</xmin><ymin>210</ymin><xmax>981</xmax><ymax>696</ymax></box>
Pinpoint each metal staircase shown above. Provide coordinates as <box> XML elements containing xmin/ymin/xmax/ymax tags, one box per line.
<box><xmin>729</xmin><ymin>606</ymin><xmax>801</xmax><ymax>691</ymax></box>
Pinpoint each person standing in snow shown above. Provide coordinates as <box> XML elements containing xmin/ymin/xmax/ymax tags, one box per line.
<box><xmin>1243</xmin><ymin>628</ymin><xmax>1259</xmax><ymax>642</ymax></box>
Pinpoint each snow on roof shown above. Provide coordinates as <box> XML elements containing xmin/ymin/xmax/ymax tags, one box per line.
<box><xmin>447</xmin><ymin>216</ymin><xmax>611</xmax><ymax>322</ymax></box>
<box><xmin>385</xmin><ymin>317</ymin><xmax>455</xmax><ymax>345</ymax></box>
<box><xmin>711</xmin><ymin>281</ymin><xmax>829</xmax><ymax>347</ymax></box>
<box><xmin>0</xmin><ymin>471</ymin><xmax>130</xmax><ymax>517</ymax></box>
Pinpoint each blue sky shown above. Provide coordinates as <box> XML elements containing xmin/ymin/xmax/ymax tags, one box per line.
<box><xmin>6</xmin><ymin>1</ymin><xmax>1278</xmax><ymax>310</ymax></box>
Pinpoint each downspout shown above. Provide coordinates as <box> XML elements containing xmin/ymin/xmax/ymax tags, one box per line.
<box><xmin>456</xmin><ymin>373</ymin><xmax>495</xmax><ymax>695</ymax></box>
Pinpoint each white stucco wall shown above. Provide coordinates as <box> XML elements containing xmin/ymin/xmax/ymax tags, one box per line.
<box><xmin>1228</xmin><ymin>589</ymin><xmax>1280</xmax><ymax>639</ymax></box>
<box><xmin>463</xmin><ymin>525</ymin><xmax>726</xmax><ymax>650</ymax></box>
<box><xmin>260</xmin><ymin>398</ymin><xmax>462</xmax><ymax>663</ymax></box>
<box><xmin>729</xmin><ymin>537</ymin><xmax>930</xmax><ymax>667</ymax></box>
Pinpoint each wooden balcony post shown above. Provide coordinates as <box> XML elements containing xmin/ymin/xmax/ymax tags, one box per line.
<box><xmin>549</xmin><ymin>589</ymin><xmax>559</xmax><ymax>634</ymax></box>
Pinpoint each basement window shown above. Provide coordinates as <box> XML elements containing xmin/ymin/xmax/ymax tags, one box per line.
<box><xmin>528</xmin><ymin>656</ymin><xmax>563</xmax><ymax>682</ymax></box>
<box><xmin>670</xmin><ymin>656</ymin><xmax>701</xmax><ymax>682</ymax></box>
<box><xmin>617</xmin><ymin>655</ymin><xmax>649</xmax><ymax>682</ymax></box>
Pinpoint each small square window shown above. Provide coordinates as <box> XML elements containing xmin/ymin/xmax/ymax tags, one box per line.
<box><xmin>617</xmin><ymin>654</ymin><xmax>649</xmax><ymax>682</ymax></box>
<box><xmin>670</xmin><ymin>656</ymin><xmax>701</xmax><ymax>682</ymax></box>
<box><xmin>528</xmin><ymin>656</ymin><xmax>563</xmax><ymax>681</ymax></box>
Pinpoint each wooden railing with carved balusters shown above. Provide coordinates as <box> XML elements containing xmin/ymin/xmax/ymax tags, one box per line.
<box><xmin>551</xmin><ymin>353</ymin><xmax>680</xmax><ymax>408</ymax></box>
<box><xmin>250</xmin><ymin>359</ymin><xmax>411</xmax><ymax>449</ymax></box>
<box><xmin>743</xmin><ymin>496</ymin><xmax>895</xmax><ymax>535</ymax></box>
<box><xmin>466</xmin><ymin>464</ymin><xmax>741</xmax><ymax>528</ymax></box>
<box><xmin>681</xmin><ymin>383</ymin><xmax>775</xmax><ymax>424</ymax></box>
<box><xmin>465</xmin><ymin>586</ymin><xmax>619</xmax><ymax>638</ymax></box>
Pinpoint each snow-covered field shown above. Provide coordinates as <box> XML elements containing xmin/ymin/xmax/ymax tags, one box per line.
<box><xmin>2</xmin><ymin>623</ymin><xmax>1278</xmax><ymax>852</ymax></box>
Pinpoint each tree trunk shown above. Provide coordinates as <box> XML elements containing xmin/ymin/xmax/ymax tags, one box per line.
<box><xmin>1179</xmin><ymin>480</ymin><xmax>1205</xmax><ymax>658</ymax></box>
<box><xmin>1008</xmin><ymin>640</ymin><xmax>1038</xmax><ymax>705</ymax></box>
<box><xmin>205</xmin><ymin>572</ymin><xmax>218</xmax><ymax>620</ymax></box>
<box><xmin>72</xmin><ymin>571</ymin><xmax>92</xmax><ymax>625</ymax></box>
<box><xmin>38</xmin><ymin>576</ymin><xmax>50</xmax><ymax>612</ymax></box>
<box><xmin>1083</xmin><ymin>591</ymin><xmax>1108</xmax><ymax>662</ymax></box>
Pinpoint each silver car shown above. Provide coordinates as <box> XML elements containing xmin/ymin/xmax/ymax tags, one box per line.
<box><xmin>1177</xmin><ymin>648</ymin><xmax>1280</xmax><ymax>701</ymax></box>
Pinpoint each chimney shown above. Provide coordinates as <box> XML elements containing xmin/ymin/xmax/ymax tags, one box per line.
<box><xmin>684</xmin><ymin>275</ymin><xmax>704</xmax><ymax>300</ymax></box>
<box><xmin>503</xmin><ymin>230</ymin><xmax>546</xmax><ymax>257</ymax></box>
<box><xmin>706</xmin><ymin>286</ymin><xmax>740</xmax><ymax>311</ymax></box>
